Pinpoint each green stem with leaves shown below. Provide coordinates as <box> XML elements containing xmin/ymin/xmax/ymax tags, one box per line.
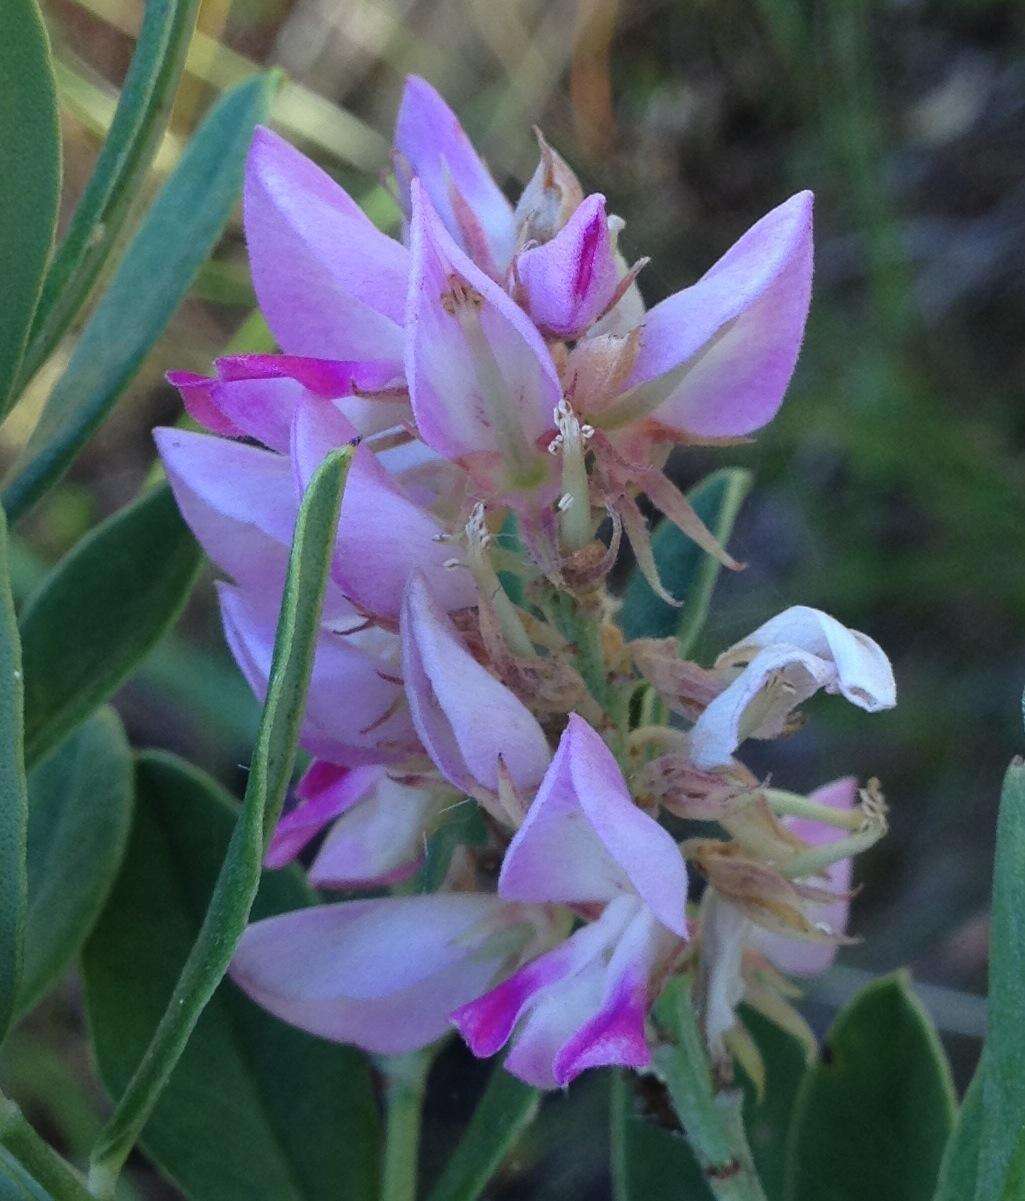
<box><xmin>379</xmin><ymin>1049</ymin><xmax>433</xmax><ymax>1201</ymax></box>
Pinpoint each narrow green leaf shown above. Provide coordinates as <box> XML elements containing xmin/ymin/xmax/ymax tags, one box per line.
<box><xmin>2</xmin><ymin>72</ymin><xmax>277</xmax><ymax>524</ymax></box>
<box><xmin>19</xmin><ymin>483</ymin><xmax>201</xmax><ymax>768</ymax></box>
<box><xmin>933</xmin><ymin>1064</ymin><xmax>983</xmax><ymax>1201</ymax></box>
<box><xmin>427</xmin><ymin>1069</ymin><xmax>539</xmax><ymax>1201</ymax></box>
<box><xmin>412</xmin><ymin>804</ymin><xmax>487</xmax><ymax>894</ymax></box>
<box><xmin>0</xmin><ymin>508</ymin><xmax>28</xmax><ymax>1046</ymax></box>
<box><xmin>620</xmin><ymin>468</ymin><xmax>752</xmax><ymax>651</ymax></box>
<box><xmin>0</xmin><ymin>1147</ymin><xmax>54</xmax><ymax>1201</ymax></box>
<box><xmin>786</xmin><ymin>972</ymin><xmax>955</xmax><ymax>1201</ymax></box>
<box><xmin>0</xmin><ymin>0</ymin><xmax>60</xmax><ymax>412</ymax></box>
<box><xmin>976</xmin><ymin>760</ymin><xmax>1025</xmax><ymax>1200</ymax></box>
<box><xmin>999</xmin><ymin>1126</ymin><xmax>1025</xmax><ymax>1201</ymax></box>
<box><xmin>18</xmin><ymin>709</ymin><xmax>132</xmax><ymax>1017</ymax></box>
<box><xmin>83</xmin><ymin>751</ymin><xmax>380</xmax><ymax>1201</ymax></box>
<box><xmin>86</xmin><ymin>448</ymin><xmax>351</xmax><ymax>1195</ymax></box>
<box><xmin>19</xmin><ymin>0</ymin><xmax>201</xmax><ymax>388</ymax></box>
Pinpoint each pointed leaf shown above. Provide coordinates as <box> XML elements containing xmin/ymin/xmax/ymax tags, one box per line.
<box><xmin>86</xmin><ymin>447</ymin><xmax>350</xmax><ymax>1191</ymax></box>
<box><xmin>2</xmin><ymin>72</ymin><xmax>277</xmax><ymax>523</ymax></box>
<box><xmin>0</xmin><ymin>0</ymin><xmax>60</xmax><ymax>413</ymax></box>
<box><xmin>0</xmin><ymin>1148</ymin><xmax>54</xmax><ymax>1201</ymax></box>
<box><xmin>0</xmin><ymin>508</ymin><xmax>27</xmax><ymax>1046</ymax></box>
<box><xmin>19</xmin><ymin>484</ymin><xmax>201</xmax><ymax>769</ymax></box>
<box><xmin>18</xmin><ymin>709</ymin><xmax>132</xmax><ymax>1017</ymax></box>
<box><xmin>19</xmin><ymin>0</ymin><xmax>201</xmax><ymax>387</ymax></box>
<box><xmin>933</xmin><ymin>1063</ymin><xmax>983</xmax><ymax>1201</ymax></box>
<box><xmin>786</xmin><ymin>972</ymin><xmax>955</xmax><ymax>1201</ymax></box>
<box><xmin>83</xmin><ymin>751</ymin><xmax>380</xmax><ymax>1201</ymax></box>
<box><xmin>620</xmin><ymin>468</ymin><xmax>751</xmax><ymax>650</ymax></box>
<box><xmin>426</xmin><ymin>1068</ymin><xmax>539</xmax><ymax>1201</ymax></box>
<box><xmin>976</xmin><ymin>759</ymin><xmax>1025</xmax><ymax>1200</ymax></box>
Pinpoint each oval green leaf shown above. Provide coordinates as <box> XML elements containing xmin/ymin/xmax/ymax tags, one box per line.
<box><xmin>620</xmin><ymin>468</ymin><xmax>751</xmax><ymax>652</ymax></box>
<box><xmin>975</xmin><ymin>759</ymin><xmax>1025</xmax><ymax>1200</ymax></box>
<box><xmin>18</xmin><ymin>708</ymin><xmax>132</xmax><ymax>1017</ymax></box>
<box><xmin>19</xmin><ymin>483</ymin><xmax>201</xmax><ymax>769</ymax></box>
<box><xmin>83</xmin><ymin>750</ymin><xmax>380</xmax><ymax>1201</ymax></box>
<box><xmin>786</xmin><ymin>972</ymin><xmax>955</xmax><ymax>1201</ymax></box>
<box><xmin>0</xmin><ymin>0</ymin><xmax>60</xmax><ymax>413</ymax></box>
<box><xmin>933</xmin><ymin>1063</ymin><xmax>983</xmax><ymax>1201</ymax></box>
<box><xmin>19</xmin><ymin>0</ymin><xmax>201</xmax><ymax>388</ymax></box>
<box><xmin>85</xmin><ymin>448</ymin><xmax>350</xmax><ymax>1194</ymax></box>
<box><xmin>2</xmin><ymin>71</ymin><xmax>277</xmax><ymax>524</ymax></box>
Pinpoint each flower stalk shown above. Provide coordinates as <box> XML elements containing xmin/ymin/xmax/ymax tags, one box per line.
<box><xmin>379</xmin><ymin>1049</ymin><xmax>433</xmax><ymax>1201</ymax></box>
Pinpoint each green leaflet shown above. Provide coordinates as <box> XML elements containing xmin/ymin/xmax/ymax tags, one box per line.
<box><xmin>786</xmin><ymin>972</ymin><xmax>955</xmax><ymax>1201</ymax></box>
<box><xmin>620</xmin><ymin>468</ymin><xmax>752</xmax><ymax>653</ymax></box>
<box><xmin>0</xmin><ymin>507</ymin><xmax>28</xmax><ymax>1047</ymax></box>
<box><xmin>85</xmin><ymin>447</ymin><xmax>350</xmax><ymax>1195</ymax></box>
<box><xmin>18</xmin><ymin>0</ymin><xmax>201</xmax><ymax>389</ymax></box>
<box><xmin>427</xmin><ymin>1068</ymin><xmax>539</xmax><ymax>1201</ymax></box>
<box><xmin>975</xmin><ymin>760</ymin><xmax>1025</xmax><ymax>1200</ymax></box>
<box><xmin>83</xmin><ymin>751</ymin><xmax>380</xmax><ymax>1201</ymax></box>
<box><xmin>0</xmin><ymin>1147</ymin><xmax>54</xmax><ymax>1201</ymax></box>
<box><xmin>2</xmin><ymin>71</ymin><xmax>278</xmax><ymax>523</ymax></box>
<box><xmin>933</xmin><ymin>1064</ymin><xmax>984</xmax><ymax>1201</ymax></box>
<box><xmin>19</xmin><ymin>483</ymin><xmax>201</xmax><ymax>768</ymax></box>
<box><xmin>18</xmin><ymin>710</ymin><xmax>132</xmax><ymax>1017</ymax></box>
<box><xmin>0</xmin><ymin>0</ymin><xmax>60</xmax><ymax>414</ymax></box>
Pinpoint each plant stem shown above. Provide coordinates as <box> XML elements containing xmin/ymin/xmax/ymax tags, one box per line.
<box><xmin>0</xmin><ymin>1092</ymin><xmax>94</xmax><ymax>1201</ymax></box>
<box><xmin>651</xmin><ymin>978</ymin><xmax>768</xmax><ymax>1201</ymax></box>
<box><xmin>379</xmin><ymin>1049</ymin><xmax>432</xmax><ymax>1201</ymax></box>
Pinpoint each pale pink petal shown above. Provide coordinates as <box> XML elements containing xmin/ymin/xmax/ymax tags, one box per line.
<box><xmin>166</xmin><ymin>371</ymin><xmax>243</xmax><ymax>438</ymax></box>
<box><xmin>309</xmin><ymin>776</ymin><xmax>441</xmax><ymax>888</ymax></box>
<box><xmin>626</xmin><ymin>191</ymin><xmax>813</xmax><ymax>437</ymax></box>
<box><xmin>725</xmin><ymin>606</ymin><xmax>896</xmax><ymax>712</ymax></box>
<box><xmin>264</xmin><ymin>763</ymin><xmax>383</xmax><ymax>868</ymax></box>
<box><xmin>290</xmin><ymin>395</ymin><xmax>360</xmax><ymax>493</ymax></box>
<box><xmin>499</xmin><ymin>714</ymin><xmax>688</xmax><ymax>936</ymax></box>
<box><xmin>401</xmin><ymin>574</ymin><xmax>551</xmax><ymax>795</ymax></box>
<box><xmin>244</xmin><ymin>126</ymin><xmax>408</xmax><ymax>360</ymax></box>
<box><xmin>405</xmin><ymin>182</ymin><xmax>560</xmax><ymax>481</ymax></box>
<box><xmin>218</xmin><ymin>583</ymin><xmax>415</xmax><ymax>765</ymax></box>
<box><xmin>334</xmin><ymin>444</ymin><xmax>477</xmax><ymax>619</ymax></box>
<box><xmin>155</xmin><ymin>427</ymin><xmax>296</xmax><ymax>589</ymax></box>
<box><xmin>231</xmin><ymin>894</ymin><xmax>517</xmax><ymax>1053</ymax></box>
<box><xmin>752</xmin><ymin>777</ymin><xmax>858</xmax><ymax>976</ymax></box>
<box><xmin>517</xmin><ymin>194</ymin><xmax>620</xmax><ymax>339</ymax></box>
<box><xmin>394</xmin><ymin>76</ymin><xmax>516</xmax><ymax>272</ymax></box>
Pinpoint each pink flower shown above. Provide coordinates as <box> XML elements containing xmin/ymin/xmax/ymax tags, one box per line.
<box><xmin>452</xmin><ymin>715</ymin><xmax>689</xmax><ymax>1087</ymax></box>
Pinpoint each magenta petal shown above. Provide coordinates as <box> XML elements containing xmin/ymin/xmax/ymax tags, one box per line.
<box><xmin>309</xmin><ymin>776</ymin><xmax>440</xmax><ymax>889</ymax></box>
<box><xmin>334</xmin><ymin>444</ymin><xmax>477</xmax><ymax>619</ymax></box>
<box><xmin>155</xmin><ymin>427</ymin><xmax>297</xmax><ymax>588</ymax></box>
<box><xmin>218</xmin><ymin>583</ymin><xmax>414</xmax><ymax>765</ymax></box>
<box><xmin>216</xmin><ymin>354</ymin><xmax>403</xmax><ymax>397</ymax></box>
<box><xmin>627</xmin><ymin>191</ymin><xmax>814</xmax><ymax>437</ymax></box>
<box><xmin>405</xmin><ymin>182</ymin><xmax>560</xmax><ymax>468</ymax></box>
<box><xmin>231</xmin><ymin>894</ymin><xmax>516</xmax><ymax>1053</ymax></box>
<box><xmin>499</xmin><ymin>714</ymin><xmax>688</xmax><ymax>935</ymax></box>
<box><xmin>401</xmin><ymin>574</ymin><xmax>551</xmax><ymax>795</ymax></box>
<box><xmin>517</xmin><ymin>194</ymin><xmax>620</xmax><ymax>339</ymax></box>
<box><xmin>264</xmin><ymin>763</ymin><xmax>383</xmax><ymax>868</ymax></box>
<box><xmin>244</xmin><ymin>126</ymin><xmax>408</xmax><ymax>360</ymax></box>
<box><xmin>394</xmin><ymin>76</ymin><xmax>516</xmax><ymax>272</ymax></box>
<box><xmin>166</xmin><ymin>371</ymin><xmax>244</xmax><ymax>438</ymax></box>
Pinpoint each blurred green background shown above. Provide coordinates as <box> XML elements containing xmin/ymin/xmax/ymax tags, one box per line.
<box><xmin>3</xmin><ymin>0</ymin><xmax>1024</xmax><ymax>1195</ymax></box>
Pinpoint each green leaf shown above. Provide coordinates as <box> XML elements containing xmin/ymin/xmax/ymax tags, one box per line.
<box><xmin>933</xmin><ymin>1064</ymin><xmax>984</xmax><ymax>1201</ymax></box>
<box><xmin>620</xmin><ymin>468</ymin><xmax>752</xmax><ymax>652</ymax></box>
<box><xmin>976</xmin><ymin>759</ymin><xmax>1025</xmax><ymax>1200</ymax></box>
<box><xmin>83</xmin><ymin>751</ymin><xmax>380</xmax><ymax>1201</ymax></box>
<box><xmin>786</xmin><ymin>972</ymin><xmax>955</xmax><ymax>1201</ymax></box>
<box><xmin>18</xmin><ymin>709</ymin><xmax>132</xmax><ymax>1017</ymax></box>
<box><xmin>86</xmin><ymin>447</ymin><xmax>351</xmax><ymax>1195</ymax></box>
<box><xmin>0</xmin><ymin>508</ymin><xmax>28</xmax><ymax>1046</ymax></box>
<box><xmin>427</xmin><ymin>1068</ymin><xmax>539</xmax><ymax>1201</ymax></box>
<box><xmin>19</xmin><ymin>483</ymin><xmax>201</xmax><ymax>768</ymax></box>
<box><xmin>610</xmin><ymin>1071</ymin><xmax>708</xmax><ymax>1201</ymax></box>
<box><xmin>0</xmin><ymin>1148</ymin><xmax>53</xmax><ymax>1201</ymax></box>
<box><xmin>0</xmin><ymin>0</ymin><xmax>60</xmax><ymax>413</ymax></box>
<box><xmin>2</xmin><ymin>71</ymin><xmax>277</xmax><ymax>524</ymax></box>
<box><xmin>412</xmin><ymin>804</ymin><xmax>487</xmax><ymax>894</ymax></box>
<box><xmin>19</xmin><ymin>0</ymin><xmax>201</xmax><ymax>389</ymax></box>
<box><xmin>999</xmin><ymin>1126</ymin><xmax>1025</xmax><ymax>1201</ymax></box>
